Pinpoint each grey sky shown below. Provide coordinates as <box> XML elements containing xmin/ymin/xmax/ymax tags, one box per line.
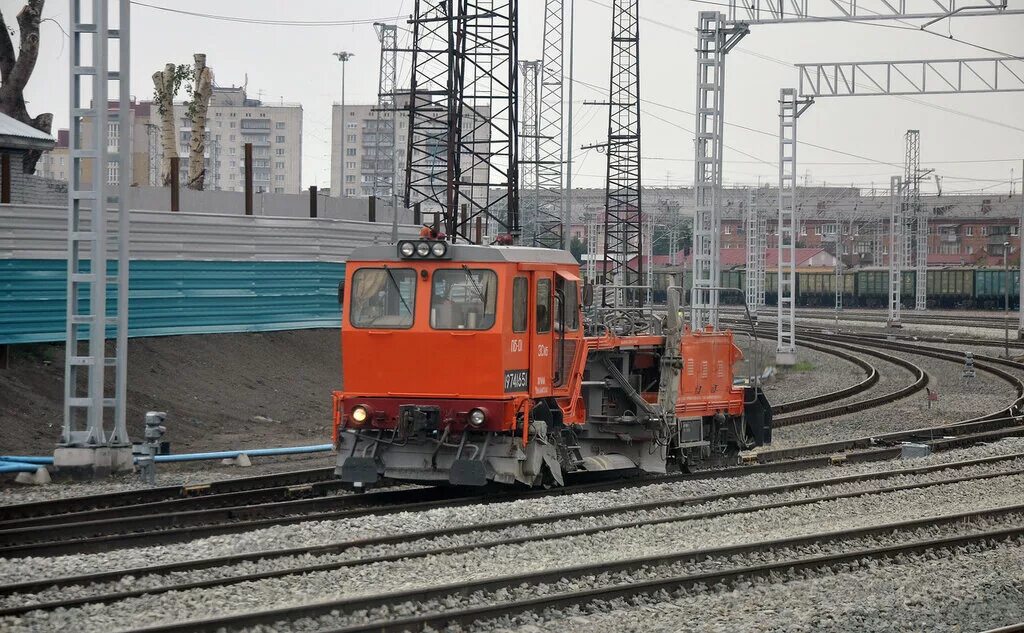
<box><xmin>16</xmin><ymin>0</ymin><xmax>1024</xmax><ymax>196</ymax></box>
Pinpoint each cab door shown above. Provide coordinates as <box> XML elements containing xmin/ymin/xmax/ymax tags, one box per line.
<box><xmin>530</xmin><ymin>272</ymin><xmax>554</xmax><ymax>397</ymax></box>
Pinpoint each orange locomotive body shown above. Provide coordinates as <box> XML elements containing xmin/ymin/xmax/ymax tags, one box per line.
<box><xmin>333</xmin><ymin>240</ymin><xmax>771</xmax><ymax>487</ymax></box>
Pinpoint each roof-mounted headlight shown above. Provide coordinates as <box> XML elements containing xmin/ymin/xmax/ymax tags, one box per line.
<box><xmin>431</xmin><ymin>241</ymin><xmax>448</xmax><ymax>258</ymax></box>
<box><xmin>416</xmin><ymin>241</ymin><xmax>431</xmax><ymax>257</ymax></box>
<box><xmin>399</xmin><ymin>241</ymin><xmax>416</xmax><ymax>258</ymax></box>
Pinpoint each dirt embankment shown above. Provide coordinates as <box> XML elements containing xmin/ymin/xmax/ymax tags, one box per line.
<box><xmin>0</xmin><ymin>329</ymin><xmax>342</xmax><ymax>456</ymax></box>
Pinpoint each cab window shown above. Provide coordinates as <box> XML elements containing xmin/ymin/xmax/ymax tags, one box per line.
<box><xmin>512</xmin><ymin>276</ymin><xmax>528</xmax><ymax>333</ymax></box>
<box><xmin>350</xmin><ymin>267</ymin><xmax>416</xmax><ymax>329</ymax></box>
<box><xmin>557</xmin><ymin>279</ymin><xmax>579</xmax><ymax>330</ymax></box>
<box><xmin>536</xmin><ymin>278</ymin><xmax>551</xmax><ymax>333</ymax></box>
<box><xmin>430</xmin><ymin>268</ymin><xmax>498</xmax><ymax>330</ymax></box>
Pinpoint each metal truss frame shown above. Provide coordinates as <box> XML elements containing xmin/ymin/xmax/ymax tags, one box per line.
<box><xmin>601</xmin><ymin>0</ymin><xmax>643</xmax><ymax>307</ymax></box>
<box><xmin>797</xmin><ymin>57</ymin><xmax>1024</xmax><ymax>97</ymax></box>
<box><xmin>777</xmin><ymin>88</ymin><xmax>812</xmax><ymax>364</ymax></box>
<box><xmin>536</xmin><ymin>0</ymin><xmax>565</xmax><ymax>249</ymax></box>
<box><xmin>63</xmin><ymin>0</ymin><xmax>131</xmax><ymax>448</ymax></box>
<box><xmin>725</xmin><ymin>1</ymin><xmax>1022</xmax><ymax>24</ymax></box>
<box><xmin>405</xmin><ymin>0</ymin><xmax>458</xmax><ymax>217</ymax></box>
<box><xmin>691</xmin><ymin>11</ymin><xmax>748</xmax><ymax>329</ymax></box>
<box><xmin>451</xmin><ymin>0</ymin><xmax>520</xmax><ymax>241</ymax></box>
<box><xmin>585</xmin><ymin>210</ymin><xmax>599</xmax><ymax>283</ymax></box>
<box><xmin>373</xmin><ymin>23</ymin><xmax>399</xmax><ymax>201</ymax></box>
<box><xmin>744</xmin><ymin>188</ymin><xmax>768</xmax><ymax>316</ymax></box>
<box><xmin>888</xmin><ymin>176</ymin><xmax>905</xmax><ymax>326</ymax></box>
<box><xmin>519</xmin><ymin>60</ymin><xmax>541</xmax><ymax>243</ymax></box>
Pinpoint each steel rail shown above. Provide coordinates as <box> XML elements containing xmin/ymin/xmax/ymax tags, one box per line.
<box><xmin>6</xmin><ymin>453</ymin><xmax>1021</xmax><ymax>616</ymax></box>
<box><xmin>119</xmin><ymin>505</ymin><xmax>1024</xmax><ymax>633</ymax></box>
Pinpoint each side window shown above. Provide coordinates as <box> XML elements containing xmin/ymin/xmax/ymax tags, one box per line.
<box><xmin>512</xmin><ymin>276</ymin><xmax>528</xmax><ymax>333</ymax></box>
<box><xmin>564</xmin><ymin>280</ymin><xmax>579</xmax><ymax>330</ymax></box>
<box><xmin>536</xmin><ymin>278</ymin><xmax>551</xmax><ymax>334</ymax></box>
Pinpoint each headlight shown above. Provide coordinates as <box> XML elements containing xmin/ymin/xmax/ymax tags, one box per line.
<box><xmin>399</xmin><ymin>241</ymin><xmax>416</xmax><ymax>257</ymax></box>
<box><xmin>351</xmin><ymin>405</ymin><xmax>369</xmax><ymax>425</ymax></box>
<box><xmin>431</xmin><ymin>241</ymin><xmax>447</xmax><ymax>258</ymax></box>
<box><xmin>416</xmin><ymin>241</ymin><xmax>431</xmax><ymax>257</ymax></box>
<box><xmin>468</xmin><ymin>408</ymin><xmax>486</xmax><ymax>427</ymax></box>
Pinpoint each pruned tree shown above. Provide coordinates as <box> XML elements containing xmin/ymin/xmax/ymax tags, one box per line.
<box><xmin>152</xmin><ymin>55</ymin><xmax>213</xmax><ymax>190</ymax></box>
<box><xmin>187</xmin><ymin>53</ymin><xmax>214</xmax><ymax>190</ymax></box>
<box><xmin>0</xmin><ymin>0</ymin><xmax>52</xmax><ymax>174</ymax></box>
<box><xmin>152</xmin><ymin>63</ymin><xmax>188</xmax><ymax>187</ymax></box>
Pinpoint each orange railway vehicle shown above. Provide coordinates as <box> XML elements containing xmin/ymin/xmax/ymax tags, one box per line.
<box><xmin>332</xmin><ymin>240</ymin><xmax>771</xmax><ymax>487</ymax></box>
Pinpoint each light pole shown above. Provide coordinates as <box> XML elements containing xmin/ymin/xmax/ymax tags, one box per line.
<box><xmin>333</xmin><ymin>51</ymin><xmax>354</xmax><ymax>197</ymax></box>
<box><xmin>1005</xmin><ymin>240</ymin><xmax>1011</xmax><ymax>358</ymax></box>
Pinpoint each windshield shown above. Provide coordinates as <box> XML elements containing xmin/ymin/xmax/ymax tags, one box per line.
<box><xmin>430</xmin><ymin>268</ymin><xmax>498</xmax><ymax>330</ymax></box>
<box><xmin>350</xmin><ymin>267</ymin><xmax>416</xmax><ymax>328</ymax></box>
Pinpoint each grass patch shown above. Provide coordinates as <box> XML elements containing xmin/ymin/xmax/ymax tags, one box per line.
<box><xmin>787</xmin><ymin>360</ymin><xmax>815</xmax><ymax>372</ymax></box>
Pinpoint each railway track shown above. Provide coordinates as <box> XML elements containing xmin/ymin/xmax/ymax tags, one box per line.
<box><xmin>725</xmin><ymin>307</ymin><xmax>1021</xmax><ymax>331</ymax></box>
<box><xmin>5</xmin><ymin>452</ymin><xmax>1023</xmax><ymax>624</ymax></box>
<box><xmin>98</xmin><ymin>491</ymin><xmax>1024</xmax><ymax>631</ymax></box>
<box><xmin>3</xmin><ymin>332</ymin><xmax>1022</xmax><ymax>558</ymax></box>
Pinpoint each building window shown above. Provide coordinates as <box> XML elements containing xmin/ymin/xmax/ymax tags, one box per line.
<box><xmin>982</xmin><ymin>226</ymin><xmax>988</xmax><ymax>237</ymax></box>
<box><xmin>275</xmin><ymin>161</ymin><xmax>285</xmax><ymax>169</ymax></box>
<box><xmin>723</xmin><ymin>225</ymin><xmax>731</xmax><ymax>235</ymax></box>
<box><xmin>230</xmin><ymin>121</ymin><xmax>236</xmax><ymax>128</ymax></box>
<box><xmin>968</xmin><ymin>246</ymin><xmax>974</xmax><ymax>254</ymax></box>
<box><xmin>230</xmin><ymin>160</ymin><xmax>237</xmax><ymax>168</ymax></box>
<box><xmin>107</xmin><ymin>122</ymin><xmax>119</xmax><ymax>148</ymax></box>
<box><xmin>1013</xmin><ymin>225</ymin><xmax>1019</xmax><ymax>237</ymax></box>
<box><xmin>276</xmin><ymin>122</ymin><xmax>285</xmax><ymax>129</ymax></box>
<box><xmin>966</xmin><ymin>226</ymin><xmax>973</xmax><ymax>237</ymax></box>
<box><xmin>346</xmin><ymin>148</ymin><xmax>357</xmax><ymax>156</ymax></box>
<box><xmin>800</xmin><ymin>225</ymin><xmax>807</xmax><ymax>236</ymax></box>
<box><xmin>276</xmin><ymin>148</ymin><xmax>285</xmax><ymax>156</ymax></box>
<box><xmin>275</xmin><ymin>175</ymin><xmax>284</xmax><ymax>181</ymax></box>
<box><xmin>346</xmin><ymin>122</ymin><xmax>357</xmax><ymax>129</ymax></box>
<box><xmin>276</xmin><ymin>135</ymin><xmax>285</xmax><ymax>143</ymax></box>
<box><xmin>274</xmin><ymin>187</ymin><xmax>284</xmax><ymax>193</ymax></box>
<box><xmin>106</xmin><ymin>161</ymin><xmax>118</xmax><ymax>185</ymax></box>
<box><xmin>345</xmin><ymin>161</ymin><xmax>356</xmax><ymax>169</ymax></box>
<box><xmin>347</xmin><ymin>134</ymin><xmax>356</xmax><ymax>143</ymax></box>
<box><xmin>345</xmin><ymin>187</ymin><xmax>356</xmax><ymax>195</ymax></box>
<box><xmin>345</xmin><ymin>175</ymin><xmax>355</xmax><ymax>183</ymax></box>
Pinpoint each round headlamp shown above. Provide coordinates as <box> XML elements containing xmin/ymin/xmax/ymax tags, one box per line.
<box><xmin>350</xmin><ymin>405</ymin><xmax>369</xmax><ymax>425</ymax></box>
<box><xmin>468</xmin><ymin>408</ymin><xmax>486</xmax><ymax>427</ymax></box>
<box><xmin>431</xmin><ymin>241</ymin><xmax>447</xmax><ymax>258</ymax></box>
<box><xmin>399</xmin><ymin>241</ymin><xmax>416</xmax><ymax>257</ymax></box>
<box><xmin>416</xmin><ymin>241</ymin><xmax>431</xmax><ymax>257</ymax></box>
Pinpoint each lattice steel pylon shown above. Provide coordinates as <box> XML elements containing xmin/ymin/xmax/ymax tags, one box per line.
<box><xmin>691</xmin><ymin>12</ymin><xmax>748</xmax><ymax>329</ymax></box>
<box><xmin>405</xmin><ymin>0</ymin><xmax>458</xmax><ymax>220</ymax></box>
<box><xmin>904</xmin><ymin>130</ymin><xmax>929</xmax><ymax>311</ymax></box>
<box><xmin>535</xmin><ymin>0</ymin><xmax>565</xmax><ymax>249</ymax></box>
<box><xmin>601</xmin><ymin>0</ymin><xmax>642</xmax><ymax>307</ymax></box>
<box><xmin>584</xmin><ymin>210</ymin><xmax>599</xmax><ymax>283</ymax></box>
<box><xmin>744</xmin><ymin>188</ymin><xmax>766</xmax><ymax>317</ymax></box>
<box><xmin>373</xmin><ymin>23</ymin><xmax>398</xmax><ymax>201</ymax></box>
<box><xmin>889</xmin><ymin>175</ymin><xmax>904</xmax><ymax>327</ymax></box>
<box><xmin>776</xmin><ymin>88</ymin><xmax>811</xmax><ymax>365</ymax></box>
<box><xmin>57</xmin><ymin>0</ymin><xmax>133</xmax><ymax>473</ymax></box>
<box><xmin>452</xmin><ymin>0</ymin><xmax>520</xmax><ymax>241</ymax></box>
<box><xmin>519</xmin><ymin>60</ymin><xmax>541</xmax><ymax>244</ymax></box>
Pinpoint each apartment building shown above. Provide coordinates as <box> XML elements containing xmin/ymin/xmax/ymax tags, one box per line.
<box><xmin>152</xmin><ymin>86</ymin><xmax>303</xmax><ymax>194</ymax></box>
<box><xmin>330</xmin><ymin>104</ymin><xmax>407</xmax><ymax>198</ymax></box>
<box><xmin>36</xmin><ymin>129</ymin><xmax>69</xmax><ymax>181</ymax></box>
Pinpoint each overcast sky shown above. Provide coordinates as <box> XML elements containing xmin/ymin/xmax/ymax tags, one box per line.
<box><xmin>14</xmin><ymin>0</ymin><xmax>1024</xmax><ymax>196</ymax></box>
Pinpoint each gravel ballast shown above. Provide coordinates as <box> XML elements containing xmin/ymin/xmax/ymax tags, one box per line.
<box><xmin>4</xmin><ymin>462</ymin><xmax>1024</xmax><ymax>631</ymax></box>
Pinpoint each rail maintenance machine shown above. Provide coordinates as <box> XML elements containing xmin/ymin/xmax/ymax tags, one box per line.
<box><xmin>332</xmin><ymin>238</ymin><xmax>772</xmax><ymax>487</ymax></box>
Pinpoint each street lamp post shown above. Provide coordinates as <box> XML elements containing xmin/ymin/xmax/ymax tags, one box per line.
<box><xmin>1005</xmin><ymin>240</ymin><xmax>1011</xmax><ymax>358</ymax></box>
<box><xmin>333</xmin><ymin>51</ymin><xmax>354</xmax><ymax>197</ymax></box>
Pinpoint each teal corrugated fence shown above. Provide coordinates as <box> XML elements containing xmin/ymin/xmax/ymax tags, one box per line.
<box><xmin>0</xmin><ymin>259</ymin><xmax>345</xmax><ymax>344</ymax></box>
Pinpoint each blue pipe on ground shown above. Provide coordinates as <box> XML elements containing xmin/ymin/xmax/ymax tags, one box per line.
<box><xmin>0</xmin><ymin>461</ymin><xmax>46</xmax><ymax>474</ymax></box>
<box><xmin>153</xmin><ymin>443</ymin><xmax>334</xmax><ymax>463</ymax></box>
<box><xmin>0</xmin><ymin>456</ymin><xmax>54</xmax><ymax>465</ymax></box>
<box><xmin>0</xmin><ymin>443</ymin><xmax>334</xmax><ymax>468</ymax></box>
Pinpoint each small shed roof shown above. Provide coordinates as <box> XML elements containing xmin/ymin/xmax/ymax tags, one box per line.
<box><xmin>0</xmin><ymin>112</ymin><xmax>55</xmax><ymax>151</ymax></box>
